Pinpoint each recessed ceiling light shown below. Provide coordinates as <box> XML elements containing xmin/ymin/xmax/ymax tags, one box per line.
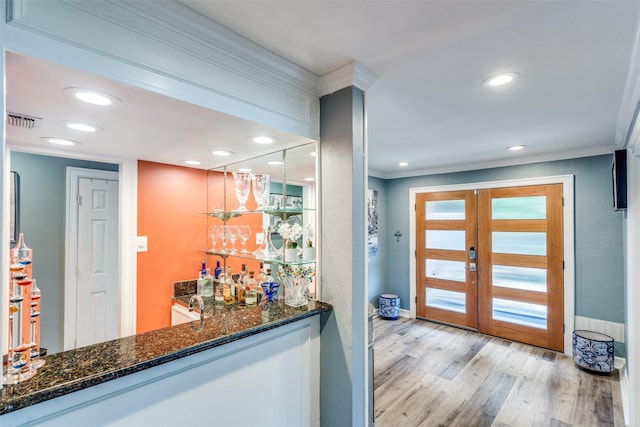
<box><xmin>212</xmin><ymin>150</ymin><xmax>233</xmax><ymax>157</ymax></box>
<box><xmin>508</xmin><ymin>145</ymin><xmax>526</xmax><ymax>151</ymax></box>
<box><xmin>267</xmin><ymin>160</ymin><xmax>283</xmax><ymax>166</ymax></box>
<box><xmin>304</xmin><ymin>177</ymin><xmax>315</xmax><ymax>182</ymax></box>
<box><xmin>310</xmin><ymin>151</ymin><xmax>317</xmax><ymax>157</ymax></box>
<box><xmin>399</xmin><ymin>162</ymin><xmax>409</xmax><ymax>167</ymax></box>
<box><xmin>65</xmin><ymin>122</ymin><xmax>101</xmax><ymax>132</ymax></box>
<box><xmin>43</xmin><ymin>137</ymin><xmax>78</xmax><ymax>146</ymax></box>
<box><xmin>251</xmin><ymin>136</ymin><xmax>277</xmax><ymax>144</ymax></box>
<box><xmin>238</xmin><ymin>168</ymin><xmax>252</xmax><ymax>173</ymax></box>
<box><xmin>184</xmin><ymin>160</ymin><xmax>201</xmax><ymax>166</ymax></box>
<box><xmin>483</xmin><ymin>72</ymin><xmax>519</xmax><ymax>87</ymax></box>
<box><xmin>65</xmin><ymin>87</ymin><xmax>120</xmax><ymax>106</ymax></box>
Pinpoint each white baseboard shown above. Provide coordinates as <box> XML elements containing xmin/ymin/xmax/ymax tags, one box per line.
<box><xmin>618</xmin><ymin>357</ymin><xmax>629</xmax><ymax>426</ymax></box>
<box><xmin>371</xmin><ymin>308</ymin><xmax>411</xmax><ymax>319</ymax></box>
<box><xmin>574</xmin><ymin>316</ymin><xmax>625</xmax><ymax>343</ymax></box>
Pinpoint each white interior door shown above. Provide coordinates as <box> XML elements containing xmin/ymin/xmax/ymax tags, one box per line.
<box><xmin>65</xmin><ymin>168</ymin><xmax>119</xmax><ymax>349</ymax></box>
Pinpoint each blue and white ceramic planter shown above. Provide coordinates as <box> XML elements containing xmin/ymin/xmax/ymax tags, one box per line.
<box><xmin>572</xmin><ymin>330</ymin><xmax>614</xmax><ymax>374</ymax></box>
<box><xmin>379</xmin><ymin>294</ymin><xmax>400</xmax><ymax>320</ymax></box>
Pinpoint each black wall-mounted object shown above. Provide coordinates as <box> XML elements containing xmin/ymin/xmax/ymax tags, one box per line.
<box><xmin>612</xmin><ymin>149</ymin><xmax>627</xmax><ymax>211</ymax></box>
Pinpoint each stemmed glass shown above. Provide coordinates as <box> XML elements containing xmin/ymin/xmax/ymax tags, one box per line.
<box><xmin>239</xmin><ymin>225</ymin><xmax>251</xmax><ymax>253</ymax></box>
<box><xmin>208</xmin><ymin>225</ymin><xmax>218</xmax><ymax>251</ymax></box>
<box><xmin>217</xmin><ymin>225</ymin><xmax>228</xmax><ymax>254</ymax></box>
<box><xmin>227</xmin><ymin>225</ymin><xmax>239</xmax><ymax>254</ymax></box>
<box><xmin>252</xmin><ymin>174</ymin><xmax>270</xmax><ymax>210</ymax></box>
<box><xmin>232</xmin><ymin>172</ymin><xmax>252</xmax><ymax>211</ymax></box>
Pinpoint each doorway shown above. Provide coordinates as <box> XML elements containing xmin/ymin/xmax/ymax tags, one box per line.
<box><xmin>64</xmin><ymin>167</ymin><xmax>119</xmax><ymax>350</ymax></box>
<box><xmin>412</xmin><ymin>177</ymin><xmax>573</xmax><ymax>353</ymax></box>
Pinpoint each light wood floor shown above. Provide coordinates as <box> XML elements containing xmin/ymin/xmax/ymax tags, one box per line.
<box><xmin>373</xmin><ymin>317</ymin><xmax>624</xmax><ymax>427</ymax></box>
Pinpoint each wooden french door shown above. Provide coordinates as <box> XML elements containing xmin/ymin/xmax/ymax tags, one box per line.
<box><xmin>416</xmin><ymin>190</ymin><xmax>478</xmax><ymax>329</ymax></box>
<box><xmin>416</xmin><ymin>184</ymin><xmax>564</xmax><ymax>351</ymax></box>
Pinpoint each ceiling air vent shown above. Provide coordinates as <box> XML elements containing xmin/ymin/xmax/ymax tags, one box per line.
<box><xmin>7</xmin><ymin>112</ymin><xmax>43</xmax><ymax>129</ymax></box>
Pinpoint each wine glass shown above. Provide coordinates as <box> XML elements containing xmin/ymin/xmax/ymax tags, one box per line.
<box><xmin>227</xmin><ymin>225</ymin><xmax>239</xmax><ymax>254</ymax></box>
<box><xmin>208</xmin><ymin>225</ymin><xmax>218</xmax><ymax>251</ymax></box>
<box><xmin>252</xmin><ymin>174</ymin><xmax>270</xmax><ymax>209</ymax></box>
<box><xmin>217</xmin><ymin>225</ymin><xmax>228</xmax><ymax>254</ymax></box>
<box><xmin>232</xmin><ymin>172</ymin><xmax>252</xmax><ymax>211</ymax></box>
<box><xmin>239</xmin><ymin>225</ymin><xmax>251</xmax><ymax>253</ymax></box>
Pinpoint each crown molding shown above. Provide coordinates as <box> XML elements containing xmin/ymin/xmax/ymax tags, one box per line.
<box><xmin>318</xmin><ymin>61</ymin><xmax>377</xmax><ymax>96</ymax></box>
<box><xmin>374</xmin><ymin>145</ymin><xmax>613</xmax><ymax>180</ymax></box>
<box><xmin>616</xmin><ymin>16</ymin><xmax>640</xmax><ymax>153</ymax></box>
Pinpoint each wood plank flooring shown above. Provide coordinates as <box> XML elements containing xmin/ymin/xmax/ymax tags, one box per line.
<box><xmin>373</xmin><ymin>317</ymin><xmax>624</xmax><ymax>427</ymax></box>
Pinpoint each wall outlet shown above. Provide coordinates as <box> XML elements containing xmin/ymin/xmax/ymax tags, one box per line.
<box><xmin>256</xmin><ymin>232</ymin><xmax>264</xmax><ymax>245</ymax></box>
<box><xmin>137</xmin><ymin>236</ymin><xmax>148</xmax><ymax>252</ymax></box>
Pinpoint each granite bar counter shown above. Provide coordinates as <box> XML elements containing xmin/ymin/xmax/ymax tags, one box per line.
<box><xmin>1</xmin><ymin>299</ymin><xmax>332</xmax><ymax>418</ymax></box>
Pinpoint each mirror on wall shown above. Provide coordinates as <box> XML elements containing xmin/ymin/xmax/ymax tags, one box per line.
<box><xmin>5</xmin><ymin>52</ymin><xmax>316</xmax><ymax>355</ymax></box>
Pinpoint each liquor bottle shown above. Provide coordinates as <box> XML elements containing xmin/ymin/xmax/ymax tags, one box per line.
<box><xmin>224</xmin><ymin>267</ymin><xmax>235</xmax><ymax>305</ymax></box>
<box><xmin>214</xmin><ymin>271</ymin><xmax>225</xmax><ymax>308</ymax></box>
<box><xmin>214</xmin><ymin>260</ymin><xmax>222</xmax><ymax>279</ymax></box>
<box><xmin>203</xmin><ymin>268</ymin><xmax>214</xmax><ymax>297</ymax></box>
<box><xmin>236</xmin><ymin>264</ymin><xmax>247</xmax><ymax>307</ymax></box>
<box><xmin>255</xmin><ymin>262</ymin><xmax>265</xmax><ymax>304</ymax></box>
<box><xmin>196</xmin><ymin>261</ymin><xmax>206</xmax><ymax>295</ymax></box>
<box><xmin>245</xmin><ymin>271</ymin><xmax>258</xmax><ymax>307</ymax></box>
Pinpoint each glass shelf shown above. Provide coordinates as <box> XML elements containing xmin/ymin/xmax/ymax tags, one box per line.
<box><xmin>201</xmin><ymin>249</ymin><xmax>315</xmax><ymax>266</ymax></box>
<box><xmin>204</xmin><ymin>208</ymin><xmax>312</xmax><ymax>221</ymax></box>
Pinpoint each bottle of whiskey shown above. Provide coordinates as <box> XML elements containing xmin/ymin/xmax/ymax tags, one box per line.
<box><xmin>224</xmin><ymin>267</ymin><xmax>235</xmax><ymax>305</ymax></box>
<box><xmin>236</xmin><ymin>264</ymin><xmax>247</xmax><ymax>307</ymax></box>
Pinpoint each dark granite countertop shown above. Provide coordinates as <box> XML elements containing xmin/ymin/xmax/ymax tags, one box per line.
<box><xmin>1</xmin><ymin>299</ymin><xmax>332</xmax><ymax>415</ymax></box>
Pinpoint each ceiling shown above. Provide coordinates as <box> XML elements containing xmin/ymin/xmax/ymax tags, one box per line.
<box><xmin>6</xmin><ymin>1</ymin><xmax>640</xmax><ymax>179</ymax></box>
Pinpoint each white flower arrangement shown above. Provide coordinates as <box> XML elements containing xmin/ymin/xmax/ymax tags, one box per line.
<box><xmin>278</xmin><ymin>222</ymin><xmax>303</xmax><ymax>249</ymax></box>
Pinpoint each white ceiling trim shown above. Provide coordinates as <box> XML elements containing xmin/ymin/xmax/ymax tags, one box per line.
<box><xmin>378</xmin><ymin>145</ymin><xmax>613</xmax><ymax>180</ymax></box>
<box><xmin>318</xmin><ymin>61</ymin><xmax>377</xmax><ymax>96</ymax></box>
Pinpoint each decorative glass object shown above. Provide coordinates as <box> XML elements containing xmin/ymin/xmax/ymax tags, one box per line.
<box><xmin>29</xmin><ymin>279</ymin><xmax>45</xmax><ymax>369</ymax></box>
<box><xmin>252</xmin><ymin>173</ymin><xmax>270</xmax><ymax>209</ymax></box>
<box><xmin>277</xmin><ymin>264</ymin><xmax>314</xmax><ymax>307</ymax></box>
<box><xmin>232</xmin><ymin>171</ymin><xmax>252</xmax><ymax>211</ymax></box>
<box><xmin>260</xmin><ymin>268</ymin><xmax>280</xmax><ymax>308</ymax></box>
<box><xmin>253</xmin><ymin>225</ymin><xmax>270</xmax><ymax>258</ymax></box>
<box><xmin>5</xmin><ymin>233</ymin><xmax>37</xmax><ymax>383</ymax></box>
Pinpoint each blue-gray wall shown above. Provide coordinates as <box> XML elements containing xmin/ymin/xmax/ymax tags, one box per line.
<box><xmin>369</xmin><ymin>154</ymin><xmax>625</xmax><ymax>356</ymax></box>
<box><xmin>11</xmin><ymin>151</ymin><xmax>118</xmax><ymax>354</ymax></box>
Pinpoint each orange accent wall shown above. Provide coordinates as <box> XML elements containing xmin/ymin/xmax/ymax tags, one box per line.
<box><xmin>137</xmin><ymin>162</ymin><xmax>264</xmax><ymax>333</ymax></box>
<box><xmin>137</xmin><ymin>161</ymin><xmax>207</xmax><ymax>333</ymax></box>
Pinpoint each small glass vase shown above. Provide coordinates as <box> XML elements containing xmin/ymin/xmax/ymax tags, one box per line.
<box><xmin>281</xmin><ymin>276</ymin><xmax>309</xmax><ymax>307</ymax></box>
<box><xmin>261</xmin><ymin>281</ymin><xmax>280</xmax><ymax>307</ymax></box>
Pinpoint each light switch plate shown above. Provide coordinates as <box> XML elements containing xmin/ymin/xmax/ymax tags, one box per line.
<box><xmin>256</xmin><ymin>232</ymin><xmax>264</xmax><ymax>245</ymax></box>
<box><xmin>137</xmin><ymin>236</ymin><xmax>148</xmax><ymax>252</ymax></box>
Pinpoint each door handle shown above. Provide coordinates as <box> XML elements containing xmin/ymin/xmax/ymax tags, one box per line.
<box><xmin>469</xmin><ymin>246</ymin><xmax>476</xmax><ymax>261</ymax></box>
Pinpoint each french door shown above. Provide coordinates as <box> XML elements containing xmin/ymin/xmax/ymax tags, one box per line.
<box><xmin>416</xmin><ymin>184</ymin><xmax>564</xmax><ymax>351</ymax></box>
